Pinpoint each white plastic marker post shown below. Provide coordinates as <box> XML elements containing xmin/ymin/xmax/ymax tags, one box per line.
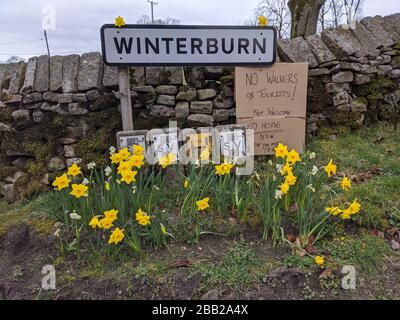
<box><xmin>118</xmin><ymin>67</ymin><xmax>133</xmax><ymax>131</ymax></box>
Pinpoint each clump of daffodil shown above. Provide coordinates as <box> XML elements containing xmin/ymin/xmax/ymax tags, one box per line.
<box><xmin>196</xmin><ymin>197</ymin><xmax>210</xmax><ymax>211</ymax></box>
<box><xmin>159</xmin><ymin>153</ymin><xmax>176</xmax><ymax>168</ymax></box>
<box><xmin>70</xmin><ymin>184</ymin><xmax>88</xmax><ymax>199</ymax></box>
<box><xmin>92</xmin><ymin>208</ymin><xmax>119</xmax><ymax>230</ymax></box>
<box><xmin>108</xmin><ymin>227</ymin><xmax>125</xmax><ymax>245</ymax></box>
<box><xmin>136</xmin><ymin>208</ymin><xmax>151</xmax><ymax>226</ymax></box>
<box><xmin>67</xmin><ymin>163</ymin><xmax>82</xmax><ymax>177</ymax></box>
<box><xmin>215</xmin><ymin>162</ymin><xmax>234</xmax><ymax>176</ymax></box>
<box><xmin>273</xmin><ymin>143</ymin><xmax>299</xmax><ymax>196</ymax></box>
<box><xmin>52</xmin><ymin>173</ymin><xmax>71</xmax><ymax>190</ymax></box>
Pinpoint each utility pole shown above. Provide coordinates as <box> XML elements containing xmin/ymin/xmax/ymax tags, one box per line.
<box><xmin>43</xmin><ymin>30</ymin><xmax>50</xmax><ymax>57</ymax></box>
<box><xmin>147</xmin><ymin>0</ymin><xmax>158</xmax><ymax>23</ymax></box>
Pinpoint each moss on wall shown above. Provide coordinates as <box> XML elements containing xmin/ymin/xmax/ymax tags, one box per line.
<box><xmin>0</xmin><ymin>106</ymin><xmax>13</xmax><ymax>122</ymax></box>
<box><xmin>75</xmin><ymin>108</ymin><xmax>122</xmax><ymax>168</ymax></box>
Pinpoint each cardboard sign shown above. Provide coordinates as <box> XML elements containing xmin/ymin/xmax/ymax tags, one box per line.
<box><xmin>235</xmin><ymin>63</ymin><xmax>308</xmax><ymax>119</ymax></box>
<box><xmin>237</xmin><ymin>117</ymin><xmax>305</xmax><ymax>155</ymax></box>
<box><xmin>235</xmin><ymin>63</ymin><xmax>308</xmax><ymax>155</ymax></box>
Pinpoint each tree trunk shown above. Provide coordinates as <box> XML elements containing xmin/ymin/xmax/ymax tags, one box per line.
<box><xmin>288</xmin><ymin>0</ymin><xmax>326</xmax><ymax>38</ymax></box>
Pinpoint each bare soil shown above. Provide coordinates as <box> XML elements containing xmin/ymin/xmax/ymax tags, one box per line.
<box><xmin>1</xmin><ymin>223</ymin><xmax>400</xmax><ymax>300</ymax></box>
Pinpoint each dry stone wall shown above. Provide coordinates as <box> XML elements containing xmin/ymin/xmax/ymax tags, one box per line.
<box><xmin>0</xmin><ymin>13</ymin><xmax>400</xmax><ymax>202</ymax></box>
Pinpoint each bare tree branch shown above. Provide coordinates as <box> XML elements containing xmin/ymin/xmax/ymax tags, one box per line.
<box><xmin>254</xmin><ymin>0</ymin><xmax>291</xmax><ymax>38</ymax></box>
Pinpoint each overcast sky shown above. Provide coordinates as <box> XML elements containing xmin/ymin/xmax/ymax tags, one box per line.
<box><xmin>0</xmin><ymin>0</ymin><xmax>399</xmax><ymax>62</ymax></box>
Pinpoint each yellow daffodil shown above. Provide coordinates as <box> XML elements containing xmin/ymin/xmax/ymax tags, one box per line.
<box><xmin>132</xmin><ymin>144</ymin><xmax>145</xmax><ymax>156</ymax></box>
<box><xmin>341</xmin><ymin>175</ymin><xmax>352</xmax><ymax>192</ymax></box>
<box><xmin>70</xmin><ymin>184</ymin><xmax>88</xmax><ymax>199</ymax></box>
<box><xmin>110</xmin><ymin>152</ymin><xmax>123</xmax><ymax>164</ymax></box>
<box><xmin>67</xmin><ymin>163</ymin><xmax>81</xmax><ymax>177</ymax></box>
<box><xmin>52</xmin><ymin>173</ymin><xmax>70</xmax><ymax>191</ymax></box>
<box><xmin>221</xmin><ymin>163</ymin><xmax>234</xmax><ymax>174</ymax></box>
<box><xmin>104</xmin><ymin>209</ymin><xmax>118</xmax><ymax>221</ymax></box>
<box><xmin>325</xmin><ymin>159</ymin><xmax>337</xmax><ymax>177</ymax></box>
<box><xmin>285</xmin><ymin>173</ymin><xmax>297</xmax><ymax>186</ymax></box>
<box><xmin>280</xmin><ymin>182</ymin><xmax>290</xmax><ymax>195</ymax></box>
<box><xmin>108</xmin><ymin>227</ymin><xmax>125</xmax><ymax>245</ymax></box>
<box><xmin>184</xmin><ymin>180</ymin><xmax>189</xmax><ymax>189</ymax></box>
<box><xmin>129</xmin><ymin>155</ymin><xmax>145</xmax><ymax>169</ymax></box>
<box><xmin>325</xmin><ymin>206</ymin><xmax>342</xmax><ymax>216</ymax></box>
<box><xmin>105</xmin><ymin>181</ymin><xmax>110</xmax><ymax>191</ymax></box>
<box><xmin>196</xmin><ymin>197</ymin><xmax>210</xmax><ymax>211</ymax></box>
<box><xmin>89</xmin><ymin>216</ymin><xmax>101</xmax><ymax>229</ymax></box>
<box><xmin>281</xmin><ymin>162</ymin><xmax>292</xmax><ymax>176</ymax></box>
<box><xmin>117</xmin><ymin>160</ymin><xmax>133</xmax><ymax>174</ymax></box>
<box><xmin>120</xmin><ymin>170</ymin><xmax>137</xmax><ymax>184</ymax></box>
<box><xmin>159</xmin><ymin>153</ymin><xmax>176</xmax><ymax>168</ymax></box>
<box><xmin>119</xmin><ymin>147</ymin><xmax>131</xmax><ymax>161</ymax></box>
<box><xmin>286</xmin><ymin>149</ymin><xmax>301</xmax><ymax>165</ymax></box>
<box><xmin>99</xmin><ymin>217</ymin><xmax>114</xmax><ymax>230</ymax></box>
<box><xmin>159</xmin><ymin>155</ymin><xmax>170</xmax><ymax>168</ymax></box>
<box><xmin>314</xmin><ymin>255</ymin><xmax>325</xmax><ymax>267</ymax></box>
<box><xmin>274</xmin><ymin>143</ymin><xmax>288</xmax><ymax>158</ymax></box>
<box><xmin>348</xmin><ymin>199</ymin><xmax>361</xmax><ymax>215</ymax></box>
<box><xmin>258</xmin><ymin>15</ymin><xmax>268</xmax><ymax>26</ymax></box>
<box><xmin>136</xmin><ymin>208</ymin><xmax>146</xmax><ymax>219</ymax></box>
<box><xmin>340</xmin><ymin>209</ymin><xmax>352</xmax><ymax>220</ymax></box>
<box><xmin>135</xmin><ymin>208</ymin><xmax>151</xmax><ymax>226</ymax></box>
<box><xmin>215</xmin><ymin>164</ymin><xmax>225</xmax><ymax>176</ymax></box>
<box><xmin>215</xmin><ymin>162</ymin><xmax>234</xmax><ymax>176</ymax></box>
<box><xmin>114</xmin><ymin>16</ymin><xmax>126</xmax><ymax>28</ymax></box>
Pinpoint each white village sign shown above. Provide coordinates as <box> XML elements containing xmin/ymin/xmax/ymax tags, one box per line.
<box><xmin>101</xmin><ymin>25</ymin><xmax>277</xmax><ymax>66</ymax></box>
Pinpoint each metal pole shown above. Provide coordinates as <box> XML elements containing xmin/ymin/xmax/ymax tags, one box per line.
<box><xmin>43</xmin><ymin>30</ymin><xmax>50</xmax><ymax>57</ymax></box>
<box><xmin>147</xmin><ymin>0</ymin><xmax>158</xmax><ymax>23</ymax></box>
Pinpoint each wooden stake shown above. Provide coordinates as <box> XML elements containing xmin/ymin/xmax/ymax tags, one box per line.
<box><xmin>118</xmin><ymin>67</ymin><xmax>133</xmax><ymax>131</ymax></box>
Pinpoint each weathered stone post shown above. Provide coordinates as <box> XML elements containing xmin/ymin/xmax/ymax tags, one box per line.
<box><xmin>118</xmin><ymin>67</ymin><xmax>133</xmax><ymax>131</ymax></box>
